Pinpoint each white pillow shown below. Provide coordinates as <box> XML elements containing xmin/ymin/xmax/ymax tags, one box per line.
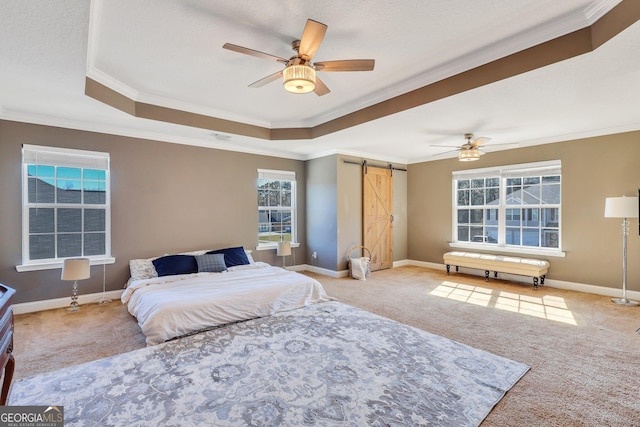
<box><xmin>245</xmin><ymin>249</ymin><xmax>255</xmax><ymax>263</ymax></box>
<box><xmin>129</xmin><ymin>257</ymin><xmax>159</xmax><ymax>281</ymax></box>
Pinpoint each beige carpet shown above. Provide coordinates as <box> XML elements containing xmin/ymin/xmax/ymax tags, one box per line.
<box><xmin>13</xmin><ymin>266</ymin><xmax>640</xmax><ymax>426</ymax></box>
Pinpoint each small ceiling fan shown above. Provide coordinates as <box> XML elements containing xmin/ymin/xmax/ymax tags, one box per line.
<box><xmin>431</xmin><ymin>133</ymin><xmax>492</xmax><ymax>162</ymax></box>
<box><xmin>223</xmin><ymin>19</ymin><xmax>375</xmax><ymax>96</ymax></box>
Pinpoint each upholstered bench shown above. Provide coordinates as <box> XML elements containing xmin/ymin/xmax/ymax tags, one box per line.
<box><xmin>443</xmin><ymin>251</ymin><xmax>550</xmax><ymax>289</ymax></box>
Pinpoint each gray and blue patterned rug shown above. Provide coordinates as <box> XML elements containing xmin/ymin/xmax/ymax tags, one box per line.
<box><xmin>10</xmin><ymin>301</ymin><xmax>528</xmax><ymax>426</ymax></box>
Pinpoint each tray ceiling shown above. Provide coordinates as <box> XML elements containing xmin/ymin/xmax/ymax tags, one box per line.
<box><xmin>1</xmin><ymin>0</ymin><xmax>638</xmax><ymax>163</ymax></box>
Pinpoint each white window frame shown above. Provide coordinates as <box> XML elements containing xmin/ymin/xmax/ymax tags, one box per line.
<box><xmin>256</xmin><ymin>169</ymin><xmax>298</xmax><ymax>250</ymax></box>
<box><xmin>450</xmin><ymin>160</ymin><xmax>565</xmax><ymax>258</ymax></box>
<box><xmin>17</xmin><ymin>145</ymin><xmax>115</xmax><ymax>272</ymax></box>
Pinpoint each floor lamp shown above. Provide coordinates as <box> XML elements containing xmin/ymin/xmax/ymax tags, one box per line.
<box><xmin>61</xmin><ymin>258</ymin><xmax>90</xmax><ymax>312</ymax></box>
<box><xmin>604</xmin><ymin>196</ymin><xmax>639</xmax><ymax>306</ymax></box>
<box><xmin>97</xmin><ymin>264</ymin><xmax>112</xmax><ymax>305</ymax></box>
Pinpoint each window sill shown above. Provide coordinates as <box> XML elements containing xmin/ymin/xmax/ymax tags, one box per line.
<box><xmin>16</xmin><ymin>257</ymin><xmax>116</xmax><ymax>272</ymax></box>
<box><xmin>448</xmin><ymin>242</ymin><xmax>565</xmax><ymax>258</ymax></box>
<box><xmin>256</xmin><ymin>242</ymin><xmax>301</xmax><ymax>251</ymax></box>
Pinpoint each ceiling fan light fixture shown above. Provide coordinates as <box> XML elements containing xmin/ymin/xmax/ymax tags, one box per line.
<box><xmin>458</xmin><ymin>148</ymin><xmax>481</xmax><ymax>161</ymax></box>
<box><xmin>283</xmin><ymin>64</ymin><xmax>316</xmax><ymax>94</ymax></box>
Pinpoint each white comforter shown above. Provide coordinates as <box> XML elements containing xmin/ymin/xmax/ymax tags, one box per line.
<box><xmin>122</xmin><ymin>262</ymin><xmax>332</xmax><ymax>345</ymax></box>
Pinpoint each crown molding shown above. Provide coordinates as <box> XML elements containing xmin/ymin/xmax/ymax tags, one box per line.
<box><xmin>3</xmin><ymin>110</ymin><xmax>638</xmax><ymax>165</ymax></box>
<box><xmin>304</xmin><ymin>148</ymin><xmax>410</xmax><ymax>165</ymax></box>
<box><xmin>86</xmin><ymin>68</ymin><xmax>140</xmax><ymax>101</ymax></box>
<box><xmin>407</xmin><ymin>124</ymin><xmax>640</xmax><ymax>165</ymax></box>
<box><xmin>585</xmin><ymin>0</ymin><xmax>624</xmax><ymax>23</ymax></box>
<box><xmin>87</xmin><ymin>0</ymin><xmax>623</xmax><ymax>131</ymax></box>
<box><xmin>0</xmin><ymin>110</ymin><xmax>307</xmax><ymax>161</ymax></box>
<box><xmin>134</xmin><ymin>89</ymin><xmax>273</xmax><ymax>129</ymax></box>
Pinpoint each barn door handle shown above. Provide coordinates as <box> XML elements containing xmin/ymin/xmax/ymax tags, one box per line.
<box><xmin>390</xmin><ymin>215</ymin><xmax>394</xmax><ymax>223</ymax></box>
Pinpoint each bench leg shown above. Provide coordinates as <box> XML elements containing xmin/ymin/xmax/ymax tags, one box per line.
<box><xmin>540</xmin><ymin>275</ymin><xmax>546</xmax><ymax>286</ymax></box>
<box><xmin>455</xmin><ymin>266</ymin><xmax>459</xmax><ymax>273</ymax></box>
<box><xmin>484</xmin><ymin>270</ymin><xmax>489</xmax><ymax>281</ymax></box>
<box><xmin>446</xmin><ymin>264</ymin><xmax>450</xmax><ymax>275</ymax></box>
<box><xmin>533</xmin><ymin>277</ymin><xmax>539</xmax><ymax>290</ymax></box>
<box><xmin>493</xmin><ymin>271</ymin><xmax>498</xmax><ymax>279</ymax></box>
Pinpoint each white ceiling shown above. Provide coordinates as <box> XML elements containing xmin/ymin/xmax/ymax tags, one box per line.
<box><xmin>1</xmin><ymin>0</ymin><xmax>638</xmax><ymax>164</ymax></box>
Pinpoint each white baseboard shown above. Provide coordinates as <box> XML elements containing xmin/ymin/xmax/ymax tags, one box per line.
<box><xmin>15</xmin><ymin>261</ymin><xmax>639</xmax><ymax>314</ymax></box>
<box><xmin>541</xmin><ymin>277</ymin><xmax>640</xmax><ymax>300</ymax></box>
<box><xmin>396</xmin><ymin>259</ymin><xmax>444</xmax><ymax>270</ymax></box>
<box><xmin>293</xmin><ymin>264</ymin><xmax>349</xmax><ymax>278</ymax></box>
<box><xmin>13</xmin><ymin>290</ymin><xmax>123</xmax><ymax>315</ymax></box>
<box><xmin>397</xmin><ymin>259</ymin><xmax>640</xmax><ymax>300</ymax></box>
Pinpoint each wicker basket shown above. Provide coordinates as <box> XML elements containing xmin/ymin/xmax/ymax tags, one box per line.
<box><xmin>347</xmin><ymin>246</ymin><xmax>371</xmax><ymax>280</ymax></box>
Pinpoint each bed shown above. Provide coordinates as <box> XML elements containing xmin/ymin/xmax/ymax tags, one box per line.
<box><xmin>10</xmin><ymin>301</ymin><xmax>529</xmax><ymax>426</ymax></box>
<box><xmin>123</xmin><ymin>247</ymin><xmax>332</xmax><ymax>345</ymax></box>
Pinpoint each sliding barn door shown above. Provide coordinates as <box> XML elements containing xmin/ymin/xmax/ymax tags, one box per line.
<box><xmin>363</xmin><ymin>165</ymin><xmax>393</xmax><ymax>271</ymax></box>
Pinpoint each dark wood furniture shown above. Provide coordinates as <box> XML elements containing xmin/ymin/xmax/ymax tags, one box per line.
<box><xmin>0</xmin><ymin>284</ymin><xmax>15</xmax><ymax>405</ymax></box>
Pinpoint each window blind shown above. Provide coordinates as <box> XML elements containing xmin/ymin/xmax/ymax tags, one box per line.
<box><xmin>453</xmin><ymin>160</ymin><xmax>561</xmax><ymax>179</ymax></box>
<box><xmin>258</xmin><ymin>169</ymin><xmax>295</xmax><ymax>181</ymax></box>
<box><xmin>23</xmin><ymin>144</ymin><xmax>110</xmax><ymax>170</ymax></box>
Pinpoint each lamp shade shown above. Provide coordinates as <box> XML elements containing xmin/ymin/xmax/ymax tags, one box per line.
<box><xmin>283</xmin><ymin>65</ymin><xmax>316</xmax><ymax>94</ymax></box>
<box><xmin>61</xmin><ymin>258</ymin><xmax>90</xmax><ymax>281</ymax></box>
<box><xmin>277</xmin><ymin>241</ymin><xmax>292</xmax><ymax>257</ymax></box>
<box><xmin>604</xmin><ymin>196</ymin><xmax>639</xmax><ymax>218</ymax></box>
<box><xmin>458</xmin><ymin>149</ymin><xmax>481</xmax><ymax>162</ymax></box>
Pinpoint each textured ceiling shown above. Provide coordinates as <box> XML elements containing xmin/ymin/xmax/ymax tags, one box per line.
<box><xmin>1</xmin><ymin>0</ymin><xmax>638</xmax><ymax>163</ymax></box>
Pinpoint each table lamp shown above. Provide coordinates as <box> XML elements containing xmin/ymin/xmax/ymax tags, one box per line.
<box><xmin>61</xmin><ymin>258</ymin><xmax>90</xmax><ymax>312</ymax></box>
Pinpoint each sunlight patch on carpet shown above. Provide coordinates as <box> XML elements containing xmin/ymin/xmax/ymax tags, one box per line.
<box><xmin>432</xmin><ymin>281</ymin><xmax>577</xmax><ymax>325</ymax></box>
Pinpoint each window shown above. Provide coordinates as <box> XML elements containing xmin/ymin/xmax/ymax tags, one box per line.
<box><xmin>452</xmin><ymin>160</ymin><xmax>561</xmax><ymax>255</ymax></box>
<box><xmin>18</xmin><ymin>145</ymin><xmax>112</xmax><ymax>271</ymax></box>
<box><xmin>257</xmin><ymin>169</ymin><xmax>296</xmax><ymax>248</ymax></box>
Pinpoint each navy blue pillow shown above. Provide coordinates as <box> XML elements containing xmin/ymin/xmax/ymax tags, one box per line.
<box><xmin>206</xmin><ymin>246</ymin><xmax>250</xmax><ymax>267</ymax></box>
<box><xmin>152</xmin><ymin>255</ymin><xmax>198</xmax><ymax>277</ymax></box>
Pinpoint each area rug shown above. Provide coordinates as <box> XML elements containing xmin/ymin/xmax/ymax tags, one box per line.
<box><xmin>9</xmin><ymin>301</ymin><xmax>529</xmax><ymax>426</ymax></box>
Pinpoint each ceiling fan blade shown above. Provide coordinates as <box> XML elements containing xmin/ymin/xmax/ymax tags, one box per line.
<box><xmin>298</xmin><ymin>19</ymin><xmax>327</xmax><ymax>61</ymax></box>
<box><xmin>315</xmin><ymin>59</ymin><xmax>375</xmax><ymax>72</ymax></box>
<box><xmin>470</xmin><ymin>136</ymin><xmax>491</xmax><ymax>147</ymax></box>
<box><xmin>248</xmin><ymin>70</ymin><xmax>283</xmax><ymax>88</ymax></box>
<box><xmin>223</xmin><ymin>43</ymin><xmax>288</xmax><ymax>63</ymax></box>
<box><xmin>313</xmin><ymin>77</ymin><xmax>330</xmax><ymax>96</ymax></box>
<box><xmin>429</xmin><ymin>144</ymin><xmax>461</xmax><ymax>148</ymax></box>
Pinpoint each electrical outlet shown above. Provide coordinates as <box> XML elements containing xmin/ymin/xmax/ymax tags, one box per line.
<box><xmin>312</xmin><ymin>251</ymin><xmax>318</xmax><ymax>259</ymax></box>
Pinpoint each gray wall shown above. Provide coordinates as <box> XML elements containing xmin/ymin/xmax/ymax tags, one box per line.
<box><xmin>307</xmin><ymin>154</ymin><xmax>408</xmax><ymax>272</ymax></box>
<box><xmin>407</xmin><ymin>131</ymin><xmax>640</xmax><ymax>291</ymax></box>
<box><xmin>0</xmin><ymin>120</ymin><xmax>306</xmax><ymax>303</ymax></box>
<box><xmin>337</xmin><ymin>156</ymin><xmax>362</xmax><ymax>270</ymax></box>
<box><xmin>4</xmin><ymin>118</ymin><xmax>634</xmax><ymax>303</ymax></box>
<box><xmin>305</xmin><ymin>155</ymin><xmax>338</xmax><ymax>270</ymax></box>
<box><xmin>392</xmin><ymin>163</ymin><xmax>408</xmax><ymax>262</ymax></box>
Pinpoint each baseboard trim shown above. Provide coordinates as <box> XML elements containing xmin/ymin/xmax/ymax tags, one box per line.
<box><xmin>13</xmin><ymin>290</ymin><xmax>123</xmax><ymax>315</ymax></box>
<box><xmin>15</xmin><ymin>261</ymin><xmax>639</xmax><ymax>314</ymax></box>
<box><xmin>396</xmin><ymin>259</ymin><xmax>444</xmax><ymax>270</ymax></box>
<box><xmin>293</xmin><ymin>264</ymin><xmax>349</xmax><ymax>278</ymax></box>
<box><xmin>397</xmin><ymin>259</ymin><xmax>640</xmax><ymax>300</ymax></box>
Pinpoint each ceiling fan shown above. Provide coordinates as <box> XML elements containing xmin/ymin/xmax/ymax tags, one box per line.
<box><xmin>431</xmin><ymin>133</ymin><xmax>492</xmax><ymax>162</ymax></box>
<box><xmin>223</xmin><ymin>19</ymin><xmax>375</xmax><ymax>96</ymax></box>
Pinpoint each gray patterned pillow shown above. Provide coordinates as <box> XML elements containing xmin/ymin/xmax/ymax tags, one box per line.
<box><xmin>195</xmin><ymin>253</ymin><xmax>227</xmax><ymax>273</ymax></box>
<box><xmin>129</xmin><ymin>257</ymin><xmax>159</xmax><ymax>281</ymax></box>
